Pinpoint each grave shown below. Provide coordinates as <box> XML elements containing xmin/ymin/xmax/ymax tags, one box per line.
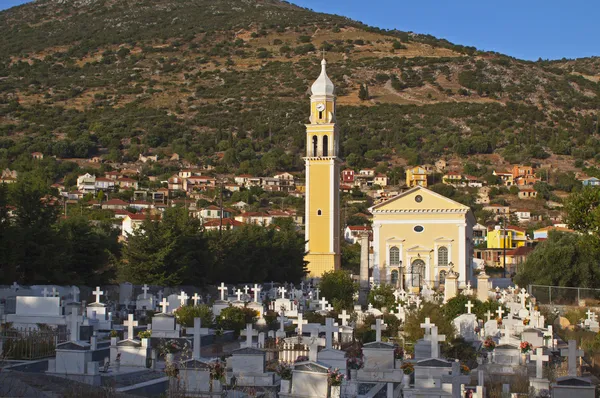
<box><xmin>281</xmin><ymin>361</ymin><xmax>330</xmax><ymax>398</ymax></box>
<box><xmin>226</xmin><ymin>347</ymin><xmax>275</xmax><ymax>387</ymax></box>
<box><xmin>6</xmin><ymin>296</ymin><xmax>66</xmax><ymax>327</ymax></box>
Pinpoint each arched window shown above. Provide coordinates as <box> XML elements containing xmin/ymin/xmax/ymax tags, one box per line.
<box><xmin>317</xmin><ymin>209</ymin><xmax>322</xmax><ymax>216</ymax></box>
<box><xmin>438</xmin><ymin>246</ymin><xmax>448</xmax><ymax>267</ymax></box>
<box><xmin>408</xmin><ymin>259</ymin><xmax>425</xmax><ymax>288</ymax></box>
<box><xmin>439</xmin><ymin>270</ymin><xmax>447</xmax><ymax>284</ymax></box>
<box><xmin>322</xmin><ymin>135</ymin><xmax>329</xmax><ymax>157</ymax></box>
<box><xmin>319</xmin><ymin>110</ymin><xmax>323</xmax><ymax>120</ymax></box>
<box><xmin>389</xmin><ymin>246</ymin><xmax>400</xmax><ymax>266</ymax></box>
<box><xmin>390</xmin><ymin>270</ymin><xmax>399</xmax><ymax>285</ymax></box>
<box><xmin>312</xmin><ymin>135</ymin><xmax>318</xmax><ymax>157</ymax></box>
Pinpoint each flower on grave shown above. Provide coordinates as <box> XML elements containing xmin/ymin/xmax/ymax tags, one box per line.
<box><xmin>138</xmin><ymin>330</ymin><xmax>152</xmax><ymax>339</ymax></box>
<box><xmin>275</xmin><ymin>362</ymin><xmax>292</xmax><ymax>380</ymax></box>
<box><xmin>295</xmin><ymin>355</ymin><xmax>309</xmax><ymax>363</ymax></box>
<box><xmin>523</xmin><ymin>318</ymin><xmax>530</xmax><ymax>326</ymax></box>
<box><xmin>483</xmin><ymin>337</ymin><xmax>496</xmax><ymax>351</ymax></box>
<box><xmin>539</xmin><ymin>389</ymin><xmax>550</xmax><ymax>398</ymax></box>
<box><xmin>209</xmin><ymin>359</ymin><xmax>225</xmax><ymax>381</ymax></box>
<box><xmin>520</xmin><ymin>341</ymin><xmax>533</xmax><ymax>354</ymax></box>
<box><xmin>474</xmin><ymin>326</ymin><xmax>481</xmax><ymax>334</ymax></box>
<box><xmin>460</xmin><ymin>364</ymin><xmax>470</xmax><ymax>375</ymax></box>
<box><xmin>394</xmin><ymin>346</ymin><xmax>404</xmax><ymax>360</ymax></box>
<box><xmin>496</xmin><ymin>317</ymin><xmax>503</xmax><ymax>326</ymax></box>
<box><xmin>110</xmin><ymin>330</ymin><xmax>118</xmax><ymax>338</ymax></box>
<box><xmin>400</xmin><ymin>362</ymin><xmax>414</xmax><ymax>375</ymax></box>
<box><xmin>328</xmin><ymin>368</ymin><xmax>345</xmax><ymax>386</ymax></box>
<box><xmin>347</xmin><ymin>356</ymin><xmax>364</xmax><ymax>370</ymax></box>
<box><xmin>161</xmin><ymin>339</ymin><xmax>182</xmax><ymax>354</ymax></box>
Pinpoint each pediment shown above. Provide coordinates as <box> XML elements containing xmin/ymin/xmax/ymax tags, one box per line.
<box><xmin>371</xmin><ymin>186</ymin><xmax>470</xmax><ymax>213</ymax></box>
<box><xmin>406</xmin><ymin>245</ymin><xmax>431</xmax><ymax>253</ymax></box>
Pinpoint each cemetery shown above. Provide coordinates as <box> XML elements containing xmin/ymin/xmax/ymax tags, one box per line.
<box><xmin>0</xmin><ymin>278</ymin><xmax>599</xmax><ymax>397</ymax></box>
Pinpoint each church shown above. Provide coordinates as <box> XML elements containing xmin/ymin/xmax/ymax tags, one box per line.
<box><xmin>303</xmin><ymin>60</ymin><xmax>475</xmax><ymax>286</ymax></box>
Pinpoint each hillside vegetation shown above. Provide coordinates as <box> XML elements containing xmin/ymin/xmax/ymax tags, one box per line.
<box><xmin>0</xmin><ymin>0</ymin><xmax>599</xmax><ymax>176</ymax></box>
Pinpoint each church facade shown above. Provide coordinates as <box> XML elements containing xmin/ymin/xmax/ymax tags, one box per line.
<box><xmin>370</xmin><ymin>186</ymin><xmax>476</xmax><ymax>289</ymax></box>
<box><xmin>304</xmin><ymin>59</ymin><xmax>341</xmax><ymax>277</ymax></box>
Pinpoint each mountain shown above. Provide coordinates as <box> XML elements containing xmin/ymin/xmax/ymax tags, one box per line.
<box><xmin>0</xmin><ymin>0</ymin><xmax>599</xmax><ymax>178</ymax></box>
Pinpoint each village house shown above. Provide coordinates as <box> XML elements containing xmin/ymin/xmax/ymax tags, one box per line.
<box><xmin>511</xmin><ymin>165</ymin><xmax>534</xmax><ymax>179</ymax></box>
<box><xmin>405</xmin><ymin>166</ymin><xmax>428</xmax><ymax>187</ymax></box>
<box><xmin>359</xmin><ymin>168</ymin><xmax>375</xmax><ymax>177</ymax></box>
<box><xmin>138</xmin><ymin>153</ymin><xmax>158</xmax><ymax>163</ymax></box>
<box><xmin>483</xmin><ymin>204</ymin><xmax>510</xmax><ymax>220</ymax></box>
<box><xmin>101</xmin><ymin>199</ymin><xmax>129</xmax><ymax>211</ymax></box>
<box><xmin>514</xmin><ymin>209</ymin><xmax>531</xmax><ymax>223</ymax></box>
<box><xmin>442</xmin><ymin>172</ymin><xmax>463</xmax><ymax>186</ymax></box>
<box><xmin>373</xmin><ymin>174</ymin><xmax>388</xmax><ymax>187</ymax></box>
<box><xmin>464</xmin><ymin>175</ymin><xmax>483</xmax><ymax>188</ymax></box>
<box><xmin>579</xmin><ymin>176</ymin><xmax>600</xmax><ymax>187</ymax></box>
<box><xmin>105</xmin><ymin>171</ymin><xmax>121</xmax><ymax>180</ymax></box>
<box><xmin>168</xmin><ymin>175</ymin><xmax>185</xmax><ymax>191</ymax></box>
<box><xmin>434</xmin><ymin>159</ymin><xmax>447</xmax><ymax>172</ymax></box>
<box><xmin>472</xmin><ymin>223</ymin><xmax>487</xmax><ymax>247</ymax></box>
<box><xmin>203</xmin><ymin>218</ymin><xmax>244</xmax><ymax>231</ymax></box>
<box><xmin>533</xmin><ymin>225</ymin><xmax>576</xmax><ymax>240</ymax></box>
<box><xmin>130</xmin><ymin>200</ymin><xmax>153</xmax><ymax>211</ymax></box>
<box><xmin>235</xmin><ymin>212</ymin><xmax>273</xmax><ymax>226</ymax></box>
<box><xmin>0</xmin><ymin>169</ymin><xmax>17</xmax><ymax>184</ymax></box>
<box><xmin>178</xmin><ymin>169</ymin><xmax>195</xmax><ymax>179</ymax></box>
<box><xmin>117</xmin><ymin>177</ymin><xmax>139</xmax><ymax>190</ymax></box>
<box><xmin>121</xmin><ymin>213</ymin><xmax>157</xmax><ymax>237</ymax></box>
<box><xmin>486</xmin><ymin>225</ymin><xmax>528</xmax><ymax>249</ymax></box>
<box><xmin>234</xmin><ymin>174</ymin><xmax>254</xmax><ymax>186</ymax></box>
<box><xmin>492</xmin><ymin>170</ymin><xmax>514</xmax><ymax>186</ymax></box>
<box><xmin>94</xmin><ymin>177</ymin><xmax>115</xmax><ymax>191</ymax></box>
<box><xmin>199</xmin><ymin>205</ymin><xmax>233</xmax><ymax>221</ymax></box>
<box><xmin>505</xmin><ymin>246</ymin><xmax>535</xmax><ymax>275</ymax></box>
<box><xmin>343</xmin><ymin>225</ymin><xmax>371</xmax><ymax>244</ymax></box>
<box><xmin>342</xmin><ymin>169</ymin><xmax>355</xmax><ymax>183</ymax></box>
<box><xmin>77</xmin><ymin>173</ymin><xmax>97</xmax><ymax>194</ymax></box>
<box><xmin>518</xmin><ymin>188</ymin><xmax>537</xmax><ymax>199</ymax></box>
<box><xmin>31</xmin><ymin>152</ymin><xmax>44</xmax><ymax>160</ymax></box>
<box><xmin>225</xmin><ymin>183</ymin><xmax>241</xmax><ymax>192</ymax></box>
<box><xmin>185</xmin><ymin>176</ymin><xmax>217</xmax><ymax>192</ymax></box>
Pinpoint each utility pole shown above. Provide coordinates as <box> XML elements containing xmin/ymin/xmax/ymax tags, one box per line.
<box><xmin>219</xmin><ymin>179</ymin><xmax>224</xmax><ymax>236</ymax></box>
<box><xmin>503</xmin><ymin>217</ymin><xmax>507</xmax><ymax>278</ymax></box>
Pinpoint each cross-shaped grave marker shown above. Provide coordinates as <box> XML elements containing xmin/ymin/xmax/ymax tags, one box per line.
<box><xmin>242</xmin><ymin>323</ymin><xmax>258</xmax><ymax>348</ymax></box>
<box><xmin>496</xmin><ymin>306</ymin><xmax>504</xmax><ymax>319</ymax></box>
<box><xmin>278</xmin><ymin>286</ymin><xmax>287</xmax><ymax>299</ymax></box>
<box><xmin>93</xmin><ymin>286</ymin><xmax>104</xmax><ymax>303</ymax></box>
<box><xmin>159</xmin><ymin>297</ymin><xmax>168</xmax><ymax>314</ymax></box>
<box><xmin>449</xmin><ymin>360</ymin><xmax>469</xmax><ymax>398</ymax></box>
<box><xmin>42</xmin><ymin>287</ymin><xmax>49</xmax><ymax>297</ymax></box>
<box><xmin>420</xmin><ymin>317</ymin><xmax>433</xmax><ymax>338</ymax></box>
<box><xmin>243</xmin><ymin>285</ymin><xmax>249</xmax><ymax>295</ymax></box>
<box><xmin>71</xmin><ymin>286</ymin><xmax>79</xmax><ymax>302</ymax></box>
<box><xmin>52</xmin><ymin>287</ymin><xmax>59</xmax><ymax>297</ymax></box>
<box><xmin>561</xmin><ymin>340</ymin><xmax>584</xmax><ymax>377</ymax></box>
<box><xmin>236</xmin><ymin>289</ymin><xmax>243</xmax><ymax>301</ymax></box>
<box><xmin>11</xmin><ymin>282</ymin><xmax>19</xmax><ymax>291</ymax></box>
<box><xmin>371</xmin><ymin>319</ymin><xmax>387</xmax><ymax>342</ymax></box>
<box><xmin>319</xmin><ymin>297</ymin><xmax>328</xmax><ymax>311</ymax></box>
<box><xmin>430</xmin><ymin>325</ymin><xmax>446</xmax><ymax>359</ymax></box>
<box><xmin>530</xmin><ymin>347</ymin><xmax>549</xmax><ymax>379</ymax></box>
<box><xmin>586</xmin><ymin>309</ymin><xmax>597</xmax><ymax>322</ymax></box>
<box><xmin>218</xmin><ymin>283</ymin><xmax>228</xmax><ymax>301</ymax></box>
<box><xmin>192</xmin><ymin>293</ymin><xmax>200</xmax><ymax>306</ymax></box>
<box><xmin>124</xmin><ymin>313</ymin><xmax>138</xmax><ymax>340</ymax></box>
<box><xmin>338</xmin><ymin>310</ymin><xmax>350</xmax><ymax>326</ymax></box>
<box><xmin>252</xmin><ymin>284</ymin><xmax>261</xmax><ymax>303</ymax></box>
<box><xmin>157</xmin><ymin>290</ymin><xmax>163</xmax><ymax>302</ymax></box>
<box><xmin>485</xmin><ymin>310</ymin><xmax>493</xmax><ymax>322</ymax></box>
<box><xmin>393</xmin><ymin>289</ymin><xmax>401</xmax><ymax>303</ymax></box>
<box><xmin>518</xmin><ymin>288</ymin><xmax>529</xmax><ymax>309</ymax></box>
<box><xmin>315</xmin><ymin>288</ymin><xmax>320</xmax><ymax>300</ymax></box>
<box><xmin>324</xmin><ymin>317</ymin><xmax>340</xmax><ymax>349</ymax></box>
<box><xmin>142</xmin><ymin>284</ymin><xmax>149</xmax><ymax>299</ymax></box>
<box><xmin>293</xmin><ymin>313</ymin><xmax>308</xmax><ymax>334</ymax></box>
<box><xmin>178</xmin><ymin>290</ymin><xmax>188</xmax><ymax>306</ymax></box>
<box><xmin>465</xmin><ymin>300</ymin><xmax>474</xmax><ymax>314</ymax></box>
<box><xmin>415</xmin><ymin>296</ymin><xmax>422</xmax><ymax>309</ymax></box>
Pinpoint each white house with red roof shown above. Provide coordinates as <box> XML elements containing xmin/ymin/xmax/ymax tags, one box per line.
<box><xmin>344</xmin><ymin>225</ymin><xmax>372</xmax><ymax>244</ymax></box>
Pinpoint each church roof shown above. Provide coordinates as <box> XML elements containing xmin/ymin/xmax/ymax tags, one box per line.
<box><xmin>311</xmin><ymin>59</ymin><xmax>335</xmax><ymax>96</ymax></box>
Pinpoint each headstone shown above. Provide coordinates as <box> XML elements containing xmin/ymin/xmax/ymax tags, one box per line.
<box><xmin>561</xmin><ymin>340</ymin><xmax>583</xmax><ymax>377</ymax></box>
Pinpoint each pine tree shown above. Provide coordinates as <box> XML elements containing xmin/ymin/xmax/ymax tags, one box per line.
<box><xmin>358</xmin><ymin>84</ymin><xmax>368</xmax><ymax>101</ymax></box>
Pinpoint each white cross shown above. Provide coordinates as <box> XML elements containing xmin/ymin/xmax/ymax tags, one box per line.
<box><xmin>52</xmin><ymin>287</ymin><xmax>59</xmax><ymax>297</ymax></box>
<box><xmin>142</xmin><ymin>284</ymin><xmax>149</xmax><ymax>299</ymax></box>
<box><xmin>293</xmin><ymin>313</ymin><xmax>308</xmax><ymax>334</ymax></box>
<box><xmin>465</xmin><ymin>300</ymin><xmax>474</xmax><ymax>314</ymax></box>
<box><xmin>124</xmin><ymin>313</ymin><xmax>138</xmax><ymax>340</ymax></box>
<box><xmin>371</xmin><ymin>319</ymin><xmax>387</xmax><ymax>342</ymax></box>
<box><xmin>319</xmin><ymin>297</ymin><xmax>328</xmax><ymax>311</ymax></box>
<box><xmin>93</xmin><ymin>286</ymin><xmax>104</xmax><ymax>303</ymax></box>
<box><xmin>193</xmin><ymin>318</ymin><xmax>201</xmax><ymax>359</ymax></box>
<box><xmin>42</xmin><ymin>288</ymin><xmax>49</xmax><ymax>297</ymax></box>
<box><xmin>393</xmin><ymin>289</ymin><xmax>401</xmax><ymax>303</ymax></box>
<box><xmin>243</xmin><ymin>285</ymin><xmax>249</xmax><ymax>295</ymax></box>
<box><xmin>315</xmin><ymin>288</ymin><xmax>320</xmax><ymax>300</ymax></box>
<box><xmin>338</xmin><ymin>310</ymin><xmax>350</xmax><ymax>326</ymax></box>
<box><xmin>325</xmin><ymin>303</ymin><xmax>333</xmax><ymax>312</ymax></box>
<box><xmin>420</xmin><ymin>317</ymin><xmax>433</xmax><ymax>337</ymax></box>
<box><xmin>324</xmin><ymin>318</ymin><xmax>340</xmax><ymax>349</ymax></box>
<box><xmin>415</xmin><ymin>296</ymin><xmax>422</xmax><ymax>309</ymax></box>
<box><xmin>236</xmin><ymin>289</ymin><xmax>243</xmax><ymax>301</ymax></box>
<box><xmin>159</xmin><ymin>298</ymin><xmax>168</xmax><ymax>314</ymax></box>
<box><xmin>586</xmin><ymin>309</ymin><xmax>597</xmax><ymax>322</ymax></box>
<box><xmin>252</xmin><ymin>284</ymin><xmax>261</xmax><ymax>302</ymax></box>
<box><xmin>430</xmin><ymin>325</ymin><xmax>446</xmax><ymax>359</ymax></box>
<box><xmin>243</xmin><ymin>323</ymin><xmax>257</xmax><ymax>348</ymax></box>
<box><xmin>278</xmin><ymin>286</ymin><xmax>287</xmax><ymax>299</ymax></box>
<box><xmin>279</xmin><ymin>311</ymin><xmax>286</xmax><ymax>332</ymax></box>
<box><xmin>496</xmin><ymin>306</ymin><xmax>504</xmax><ymax>319</ymax></box>
<box><xmin>530</xmin><ymin>347</ymin><xmax>549</xmax><ymax>379</ymax></box>
<box><xmin>218</xmin><ymin>283</ymin><xmax>228</xmax><ymax>301</ymax></box>
<box><xmin>518</xmin><ymin>288</ymin><xmax>529</xmax><ymax>309</ymax></box>
<box><xmin>396</xmin><ymin>302</ymin><xmax>405</xmax><ymax>315</ymax></box>
<box><xmin>11</xmin><ymin>282</ymin><xmax>19</xmax><ymax>291</ymax></box>
<box><xmin>192</xmin><ymin>293</ymin><xmax>200</xmax><ymax>306</ymax></box>
<box><xmin>450</xmin><ymin>360</ymin><xmax>468</xmax><ymax>398</ymax></box>
<box><xmin>71</xmin><ymin>286</ymin><xmax>79</xmax><ymax>302</ymax></box>
<box><xmin>485</xmin><ymin>310</ymin><xmax>492</xmax><ymax>322</ymax></box>
<box><xmin>368</xmin><ymin>303</ymin><xmax>374</xmax><ymax>311</ymax></box>
<box><xmin>178</xmin><ymin>290</ymin><xmax>188</xmax><ymax>306</ymax></box>
<box><xmin>561</xmin><ymin>340</ymin><xmax>584</xmax><ymax>377</ymax></box>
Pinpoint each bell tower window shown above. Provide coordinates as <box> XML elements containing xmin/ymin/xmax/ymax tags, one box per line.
<box><xmin>323</xmin><ymin>135</ymin><xmax>329</xmax><ymax>157</ymax></box>
<box><xmin>319</xmin><ymin>111</ymin><xmax>323</xmax><ymax>120</ymax></box>
<box><xmin>312</xmin><ymin>135</ymin><xmax>318</xmax><ymax>157</ymax></box>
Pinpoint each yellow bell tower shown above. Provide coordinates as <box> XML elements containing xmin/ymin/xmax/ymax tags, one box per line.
<box><xmin>304</xmin><ymin>58</ymin><xmax>341</xmax><ymax>277</ymax></box>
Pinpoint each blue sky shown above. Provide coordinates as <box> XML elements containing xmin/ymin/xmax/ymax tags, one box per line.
<box><xmin>2</xmin><ymin>0</ymin><xmax>598</xmax><ymax>61</ymax></box>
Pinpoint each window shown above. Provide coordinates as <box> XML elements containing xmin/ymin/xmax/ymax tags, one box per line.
<box><xmin>439</xmin><ymin>270</ymin><xmax>447</xmax><ymax>284</ymax></box>
<box><xmin>408</xmin><ymin>259</ymin><xmax>425</xmax><ymax>287</ymax></box>
<box><xmin>312</xmin><ymin>136</ymin><xmax>318</xmax><ymax>157</ymax></box>
<box><xmin>323</xmin><ymin>135</ymin><xmax>329</xmax><ymax>157</ymax></box>
<box><xmin>317</xmin><ymin>209</ymin><xmax>322</xmax><ymax>216</ymax></box>
<box><xmin>413</xmin><ymin>225</ymin><xmax>424</xmax><ymax>233</ymax></box>
<box><xmin>389</xmin><ymin>246</ymin><xmax>400</xmax><ymax>266</ymax></box>
<box><xmin>415</xmin><ymin>195</ymin><xmax>423</xmax><ymax>203</ymax></box>
<box><xmin>319</xmin><ymin>111</ymin><xmax>323</xmax><ymax>120</ymax></box>
<box><xmin>391</xmin><ymin>270</ymin><xmax>399</xmax><ymax>285</ymax></box>
<box><xmin>438</xmin><ymin>246</ymin><xmax>448</xmax><ymax>267</ymax></box>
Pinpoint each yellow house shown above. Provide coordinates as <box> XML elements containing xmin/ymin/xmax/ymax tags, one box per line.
<box><xmin>370</xmin><ymin>186</ymin><xmax>476</xmax><ymax>289</ymax></box>
<box><xmin>304</xmin><ymin>58</ymin><xmax>341</xmax><ymax>277</ymax></box>
<box><xmin>406</xmin><ymin>166</ymin><xmax>428</xmax><ymax>187</ymax></box>
<box><xmin>486</xmin><ymin>225</ymin><xmax>527</xmax><ymax>249</ymax></box>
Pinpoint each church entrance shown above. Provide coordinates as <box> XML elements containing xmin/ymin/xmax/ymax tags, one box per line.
<box><xmin>408</xmin><ymin>259</ymin><xmax>425</xmax><ymax>288</ymax></box>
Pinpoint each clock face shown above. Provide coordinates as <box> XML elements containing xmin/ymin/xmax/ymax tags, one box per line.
<box><xmin>316</xmin><ymin>103</ymin><xmax>325</xmax><ymax>112</ymax></box>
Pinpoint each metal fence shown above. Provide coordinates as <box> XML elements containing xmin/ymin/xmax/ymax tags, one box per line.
<box><xmin>1</xmin><ymin>326</ymin><xmax>68</xmax><ymax>359</ymax></box>
<box><xmin>529</xmin><ymin>284</ymin><xmax>600</xmax><ymax>306</ymax></box>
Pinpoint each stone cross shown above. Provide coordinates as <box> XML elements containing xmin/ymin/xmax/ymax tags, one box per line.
<box><xmin>42</xmin><ymin>287</ymin><xmax>49</xmax><ymax>297</ymax></box>
<box><xmin>415</xmin><ymin>296</ymin><xmax>422</xmax><ymax>309</ymax></box>
<box><xmin>368</xmin><ymin>303</ymin><xmax>373</xmax><ymax>311</ymax></box>
<box><xmin>530</xmin><ymin>347</ymin><xmax>549</xmax><ymax>379</ymax></box>
<box><xmin>243</xmin><ymin>323</ymin><xmax>257</xmax><ymax>348</ymax></box>
<box><xmin>278</xmin><ymin>286</ymin><xmax>287</xmax><ymax>299</ymax></box>
<box><xmin>586</xmin><ymin>309</ymin><xmax>597</xmax><ymax>322</ymax></box>
<box><xmin>244</xmin><ymin>285</ymin><xmax>249</xmax><ymax>295</ymax></box>
<box><xmin>465</xmin><ymin>300</ymin><xmax>474</xmax><ymax>314</ymax></box>
<box><xmin>157</xmin><ymin>290</ymin><xmax>163</xmax><ymax>302</ymax></box>
<box><xmin>51</xmin><ymin>287</ymin><xmax>59</xmax><ymax>297</ymax></box>
<box><xmin>218</xmin><ymin>283</ymin><xmax>227</xmax><ymax>301</ymax></box>
<box><xmin>315</xmin><ymin>288</ymin><xmax>320</xmax><ymax>300</ymax></box>
<box><xmin>496</xmin><ymin>306</ymin><xmax>504</xmax><ymax>319</ymax></box>
<box><xmin>485</xmin><ymin>310</ymin><xmax>492</xmax><ymax>322</ymax></box>
<box><xmin>561</xmin><ymin>340</ymin><xmax>584</xmax><ymax>377</ymax></box>
<box><xmin>159</xmin><ymin>298</ymin><xmax>168</xmax><ymax>314</ymax></box>
<box><xmin>178</xmin><ymin>290</ymin><xmax>188</xmax><ymax>306</ymax></box>
<box><xmin>319</xmin><ymin>297</ymin><xmax>328</xmax><ymax>311</ymax></box>
<box><xmin>71</xmin><ymin>286</ymin><xmax>79</xmax><ymax>302</ymax></box>
<box><xmin>308</xmin><ymin>337</ymin><xmax>320</xmax><ymax>362</ymax></box>
<box><xmin>142</xmin><ymin>284</ymin><xmax>149</xmax><ymax>299</ymax></box>
<box><xmin>324</xmin><ymin>318</ymin><xmax>339</xmax><ymax>349</ymax></box>
<box><xmin>430</xmin><ymin>325</ymin><xmax>446</xmax><ymax>359</ymax></box>
<box><xmin>371</xmin><ymin>319</ymin><xmax>387</xmax><ymax>342</ymax></box>
<box><xmin>420</xmin><ymin>317</ymin><xmax>433</xmax><ymax>337</ymax></box>
<box><xmin>450</xmin><ymin>360</ymin><xmax>466</xmax><ymax>398</ymax></box>
<box><xmin>518</xmin><ymin>288</ymin><xmax>529</xmax><ymax>309</ymax></box>
<box><xmin>192</xmin><ymin>293</ymin><xmax>200</xmax><ymax>306</ymax></box>
<box><xmin>338</xmin><ymin>310</ymin><xmax>350</xmax><ymax>326</ymax></box>
<box><xmin>124</xmin><ymin>314</ymin><xmax>138</xmax><ymax>340</ymax></box>
<box><xmin>236</xmin><ymin>289</ymin><xmax>243</xmax><ymax>301</ymax></box>
<box><xmin>93</xmin><ymin>286</ymin><xmax>104</xmax><ymax>303</ymax></box>
<box><xmin>293</xmin><ymin>313</ymin><xmax>308</xmax><ymax>334</ymax></box>
<box><xmin>69</xmin><ymin>308</ymin><xmax>80</xmax><ymax>341</ymax></box>
<box><xmin>393</xmin><ymin>289</ymin><xmax>401</xmax><ymax>302</ymax></box>
<box><xmin>193</xmin><ymin>318</ymin><xmax>201</xmax><ymax>359</ymax></box>
<box><xmin>252</xmin><ymin>284</ymin><xmax>261</xmax><ymax>302</ymax></box>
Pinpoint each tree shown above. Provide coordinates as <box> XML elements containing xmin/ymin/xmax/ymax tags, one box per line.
<box><xmin>341</xmin><ymin>241</ymin><xmax>361</xmax><ymax>274</ymax></box>
<box><xmin>368</xmin><ymin>284</ymin><xmax>396</xmax><ymax>310</ymax></box>
<box><xmin>404</xmin><ymin>302</ymin><xmax>455</xmax><ymax>344</ymax></box>
<box><xmin>319</xmin><ymin>270</ymin><xmax>357</xmax><ymax>311</ymax></box>
<box><xmin>564</xmin><ymin>187</ymin><xmax>600</xmax><ymax>235</ymax></box>
<box><xmin>358</xmin><ymin>84</ymin><xmax>369</xmax><ymax>101</ymax></box>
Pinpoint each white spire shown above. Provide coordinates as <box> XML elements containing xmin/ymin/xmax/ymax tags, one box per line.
<box><xmin>311</xmin><ymin>58</ymin><xmax>335</xmax><ymax>96</ymax></box>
